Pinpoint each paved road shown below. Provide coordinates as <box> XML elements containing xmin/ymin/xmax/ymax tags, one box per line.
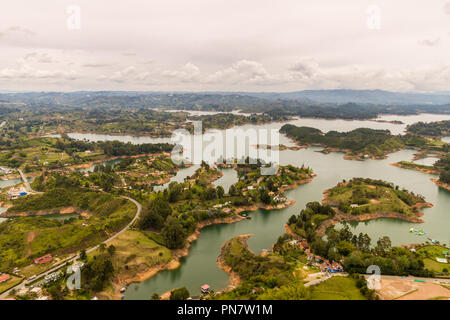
<box><xmin>0</xmin><ymin>195</ymin><xmax>142</xmax><ymax>299</ymax></box>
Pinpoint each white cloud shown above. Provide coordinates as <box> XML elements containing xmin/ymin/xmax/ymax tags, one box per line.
<box><xmin>97</xmin><ymin>65</ymin><xmax>156</xmax><ymax>84</ymax></box>
<box><xmin>0</xmin><ymin>1</ymin><xmax>449</xmax><ymax>91</ymax></box>
<box><xmin>23</xmin><ymin>52</ymin><xmax>57</xmax><ymax>64</ymax></box>
<box><xmin>0</xmin><ymin>26</ymin><xmax>36</xmax><ymax>38</ymax></box>
<box><xmin>419</xmin><ymin>37</ymin><xmax>441</xmax><ymax>47</ymax></box>
<box><xmin>0</xmin><ymin>61</ymin><xmax>77</xmax><ymax>81</ymax></box>
<box><xmin>82</xmin><ymin>63</ymin><xmax>113</xmax><ymax>68</ymax></box>
<box><xmin>162</xmin><ymin>63</ymin><xmax>201</xmax><ymax>82</ymax></box>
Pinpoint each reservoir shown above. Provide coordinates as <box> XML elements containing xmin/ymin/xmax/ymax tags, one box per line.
<box><xmin>65</xmin><ymin>114</ymin><xmax>450</xmax><ymax>299</ymax></box>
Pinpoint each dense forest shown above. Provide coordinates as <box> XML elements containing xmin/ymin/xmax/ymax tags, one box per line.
<box><xmin>407</xmin><ymin>120</ymin><xmax>450</xmax><ymax>137</ymax></box>
<box><xmin>280</xmin><ymin>124</ymin><xmax>404</xmax><ymax>157</ymax></box>
<box><xmin>434</xmin><ymin>154</ymin><xmax>450</xmax><ymax>184</ymax></box>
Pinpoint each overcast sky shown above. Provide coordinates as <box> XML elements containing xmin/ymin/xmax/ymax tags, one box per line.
<box><xmin>1</xmin><ymin>0</ymin><xmax>450</xmax><ymax>92</ymax></box>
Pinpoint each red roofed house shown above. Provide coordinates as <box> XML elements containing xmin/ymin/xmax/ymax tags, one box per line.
<box><xmin>34</xmin><ymin>254</ymin><xmax>53</xmax><ymax>265</ymax></box>
<box><xmin>0</xmin><ymin>273</ymin><xmax>11</xmax><ymax>283</ymax></box>
<box><xmin>201</xmin><ymin>284</ymin><xmax>210</xmax><ymax>294</ymax></box>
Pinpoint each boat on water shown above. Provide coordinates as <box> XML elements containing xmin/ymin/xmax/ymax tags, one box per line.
<box><xmin>410</xmin><ymin>228</ymin><xmax>426</xmax><ymax>236</ymax></box>
<box><xmin>415</xmin><ymin>229</ymin><xmax>426</xmax><ymax>236</ymax></box>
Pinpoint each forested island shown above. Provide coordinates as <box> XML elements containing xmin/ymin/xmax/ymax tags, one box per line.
<box><xmin>186</xmin><ymin>113</ymin><xmax>291</xmax><ymax>131</ymax></box>
<box><xmin>319</xmin><ymin>178</ymin><xmax>431</xmax><ymax>229</ymax></box>
<box><xmin>280</xmin><ymin>123</ymin><xmax>450</xmax><ymax>161</ymax></box>
<box><xmin>407</xmin><ymin>120</ymin><xmax>450</xmax><ymax>137</ymax></box>
<box><xmin>280</xmin><ymin>125</ymin><xmax>405</xmax><ymax>159</ymax></box>
<box><xmin>432</xmin><ymin>154</ymin><xmax>450</xmax><ymax>190</ymax></box>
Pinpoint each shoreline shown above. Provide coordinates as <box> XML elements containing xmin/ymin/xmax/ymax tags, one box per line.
<box><xmin>430</xmin><ymin>178</ymin><xmax>450</xmax><ymax>191</ymax></box>
<box><xmin>106</xmin><ymin>214</ymin><xmax>248</xmax><ymax>300</ymax></box>
<box><xmin>281</xmin><ymin>133</ymin><xmax>405</xmax><ymax>161</ymax></box>
<box><xmin>107</xmin><ymin>174</ymin><xmax>316</xmax><ymax>299</ymax></box>
<box><xmin>315</xmin><ymin>208</ymin><xmax>430</xmax><ymax>238</ymax></box>
<box><xmin>318</xmin><ymin>186</ymin><xmax>433</xmax><ymax>237</ymax></box>
<box><xmin>39</xmin><ymin>130</ymin><xmax>174</xmax><ymax>139</ymax></box>
<box><xmin>215</xmin><ymin>234</ymin><xmax>252</xmax><ymax>293</ymax></box>
<box><xmin>390</xmin><ymin>162</ymin><xmax>439</xmax><ymax>175</ymax></box>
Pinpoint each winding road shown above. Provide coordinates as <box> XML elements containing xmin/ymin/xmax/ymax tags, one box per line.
<box><xmin>0</xmin><ymin>195</ymin><xmax>142</xmax><ymax>299</ymax></box>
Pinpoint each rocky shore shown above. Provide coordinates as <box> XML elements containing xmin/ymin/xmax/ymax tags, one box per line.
<box><xmin>390</xmin><ymin>162</ymin><xmax>439</xmax><ymax>175</ymax></box>
<box><xmin>216</xmin><ymin>234</ymin><xmax>252</xmax><ymax>292</ymax></box>
<box><xmin>431</xmin><ymin>178</ymin><xmax>450</xmax><ymax>191</ymax></box>
<box><xmin>315</xmin><ymin>208</ymin><xmax>429</xmax><ymax>238</ymax></box>
<box><xmin>106</xmin><ymin>214</ymin><xmax>248</xmax><ymax>300</ymax></box>
<box><xmin>284</xmin><ymin>136</ymin><xmax>402</xmax><ymax>161</ymax></box>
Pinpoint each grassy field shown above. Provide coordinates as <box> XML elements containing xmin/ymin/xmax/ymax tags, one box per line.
<box><xmin>417</xmin><ymin>245</ymin><xmax>449</xmax><ymax>273</ymax></box>
<box><xmin>0</xmin><ymin>274</ymin><xmax>23</xmax><ymax>294</ymax></box>
<box><xmin>325</xmin><ymin>178</ymin><xmax>426</xmax><ymax>216</ymax></box>
<box><xmin>309</xmin><ymin>276</ymin><xmax>367</xmax><ymax>300</ymax></box>
<box><xmin>0</xmin><ymin>194</ymin><xmax>135</xmax><ymax>271</ymax></box>
<box><xmin>89</xmin><ymin>230</ymin><xmax>172</xmax><ymax>280</ymax></box>
<box><xmin>423</xmin><ymin>258</ymin><xmax>449</xmax><ymax>273</ymax></box>
<box><xmin>417</xmin><ymin>245</ymin><xmax>448</xmax><ymax>257</ymax></box>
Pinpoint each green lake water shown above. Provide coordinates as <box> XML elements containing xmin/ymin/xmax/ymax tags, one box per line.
<box><xmin>65</xmin><ymin>114</ymin><xmax>450</xmax><ymax>299</ymax></box>
<box><xmin>0</xmin><ymin>178</ymin><xmax>23</xmax><ymax>224</ymax></box>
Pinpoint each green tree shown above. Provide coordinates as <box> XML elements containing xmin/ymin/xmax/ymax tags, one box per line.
<box><xmin>107</xmin><ymin>245</ymin><xmax>116</xmax><ymax>256</ymax></box>
<box><xmin>79</xmin><ymin>249</ymin><xmax>87</xmax><ymax>261</ymax></box>
<box><xmin>170</xmin><ymin>287</ymin><xmax>190</xmax><ymax>300</ymax></box>
<box><xmin>99</xmin><ymin>243</ymin><xmax>106</xmax><ymax>253</ymax></box>
<box><xmin>260</xmin><ymin>190</ymin><xmax>271</xmax><ymax>204</ymax></box>
<box><xmin>335</xmin><ymin>240</ymin><xmax>355</xmax><ymax>256</ymax></box>
<box><xmin>376</xmin><ymin>236</ymin><xmax>392</xmax><ymax>256</ymax></box>
<box><xmin>151</xmin><ymin>293</ymin><xmax>161</xmax><ymax>300</ymax></box>
<box><xmin>161</xmin><ymin>216</ymin><xmax>186</xmax><ymax>249</ymax></box>
<box><xmin>217</xmin><ymin>186</ymin><xmax>225</xmax><ymax>198</ymax></box>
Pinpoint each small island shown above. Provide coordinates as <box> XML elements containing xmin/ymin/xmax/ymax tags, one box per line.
<box><xmin>317</xmin><ymin>178</ymin><xmax>432</xmax><ymax>236</ymax></box>
<box><xmin>280</xmin><ymin>125</ymin><xmax>405</xmax><ymax>160</ymax></box>
<box><xmin>390</xmin><ymin>161</ymin><xmax>439</xmax><ymax>175</ymax></box>
<box><xmin>406</xmin><ymin>120</ymin><xmax>450</xmax><ymax>138</ymax></box>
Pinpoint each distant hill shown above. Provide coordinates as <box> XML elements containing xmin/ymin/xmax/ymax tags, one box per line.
<box><xmin>1</xmin><ymin>89</ymin><xmax>450</xmax><ymax>109</ymax></box>
<box><xmin>244</xmin><ymin>90</ymin><xmax>450</xmax><ymax>105</ymax></box>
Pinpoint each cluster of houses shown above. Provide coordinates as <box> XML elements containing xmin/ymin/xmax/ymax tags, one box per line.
<box><xmin>42</xmin><ymin>271</ymin><xmax>62</xmax><ymax>284</ymax></box>
<box><xmin>6</xmin><ymin>186</ymin><xmax>28</xmax><ymax>199</ymax></box>
<box><xmin>269</xmin><ymin>192</ymin><xmax>287</xmax><ymax>203</ymax></box>
<box><xmin>16</xmin><ymin>286</ymin><xmax>49</xmax><ymax>300</ymax></box>
<box><xmin>242</xmin><ymin>185</ymin><xmax>287</xmax><ymax>204</ymax></box>
<box><xmin>289</xmin><ymin>239</ymin><xmax>344</xmax><ymax>273</ymax></box>
<box><xmin>212</xmin><ymin>201</ymin><xmax>233</xmax><ymax>214</ymax></box>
